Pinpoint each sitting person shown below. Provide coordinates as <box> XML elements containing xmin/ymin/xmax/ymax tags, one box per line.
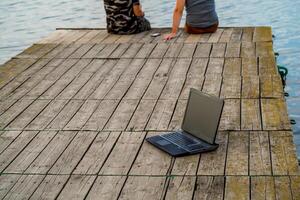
<box><xmin>164</xmin><ymin>0</ymin><xmax>219</xmax><ymax>40</ymax></box>
<box><xmin>104</xmin><ymin>0</ymin><xmax>151</xmax><ymax>34</ymax></box>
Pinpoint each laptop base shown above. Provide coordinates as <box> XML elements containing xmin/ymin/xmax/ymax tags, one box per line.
<box><xmin>146</xmin><ymin>134</ymin><xmax>219</xmax><ymax>157</ymax></box>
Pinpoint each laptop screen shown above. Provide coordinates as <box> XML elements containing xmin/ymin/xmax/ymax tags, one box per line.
<box><xmin>181</xmin><ymin>88</ymin><xmax>224</xmax><ymax>144</ymax></box>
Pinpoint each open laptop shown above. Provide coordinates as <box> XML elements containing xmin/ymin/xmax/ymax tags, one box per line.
<box><xmin>146</xmin><ymin>88</ymin><xmax>224</xmax><ymax>157</ymax></box>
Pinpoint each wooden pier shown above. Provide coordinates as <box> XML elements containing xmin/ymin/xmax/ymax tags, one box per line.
<box><xmin>0</xmin><ymin>27</ymin><xmax>299</xmax><ymax>199</ymax></box>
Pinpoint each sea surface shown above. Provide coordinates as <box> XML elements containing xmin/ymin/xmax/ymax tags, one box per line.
<box><xmin>0</xmin><ymin>0</ymin><xmax>300</xmax><ymax>158</ymax></box>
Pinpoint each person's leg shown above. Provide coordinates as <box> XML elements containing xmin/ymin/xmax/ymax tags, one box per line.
<box><xmin>135</xmin><ymin>17</ymin><xmax>151</xmax><ymax>33</ymax></box>
<box><xmin>185</xmin><ymin>22</ymin><xmax>218</xmax><ymax>34</ymax></box>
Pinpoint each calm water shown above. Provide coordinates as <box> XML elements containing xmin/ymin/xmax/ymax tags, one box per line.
<box><xmin>0</xmin><ymin>0</ymin><xmax>300</xmax><ymax>158</ymax></box>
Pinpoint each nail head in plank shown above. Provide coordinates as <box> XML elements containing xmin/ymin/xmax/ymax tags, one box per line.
<box><xmin>0</xmin><ymin>174</ymin><xmax>21</xmax><ymax>199</ymax></box>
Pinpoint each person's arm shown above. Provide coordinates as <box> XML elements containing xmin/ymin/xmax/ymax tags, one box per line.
<box><xmin>132</xmin><ymin>0</ymin><xmax>144</xmax><ymax>17</ymax></box>
<box><xmin>164</xmin><ymin>0</ymin><xmax>186</xmax><ymax>40</ymax></box>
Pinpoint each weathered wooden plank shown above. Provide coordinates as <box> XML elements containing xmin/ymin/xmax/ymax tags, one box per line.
<box><xmin>241</xmin><ymin>27</ymin><xmax>254</xmax><ymax>42</ymax></box>
<box><xmin>42</xmin><ymin>44</ymin><xmax>69</xmax><ymax>59</ymax></box>
<box><xmin>121</xmin><ymin>43</ymin><xmax>143</xmax><ymax>58</ymax></box>
<box><xmin>95</xmin><ymin>43</ymin><xmax>119</xmax><ymax>58</ymax></box>
<box><xmin>2</xmin><ymin>175</ymin><xmax>45</xmax><ymax>200</ymax></box>
<box><xmin>5</xmin><ymin>100</ymin><xmax>50</xmax><ymax>130</ymax></box>
<box><xmin>241</xmin><ymin>42</ymin><xmax>256</xmax><ymax>58</ymax></box>
<box><xmin>210</xmin><ymin>43</ymin><xmax>226</xmax><ymax>57</ymax></box>
<box><xmin>4</xmin><ymin>131</ymin><xmax>57</xmax><ymax>173</ymax></box>
<box><xmin>223</xmin><ymin>58</ymin><xmax>241</xmax><ymax>76</ymax></box>
<box><xmin>123</xmin><ymin>77</ymin><xmax>152</xmax><ymax>100</ymax></box>
<box><xmin>219</xmin><ymin>28</ymin><xmax>233</xmax><ymax>42</ymax></box>
<box><xmin>290</xmin><ymin>176</ymin><xmax>300</xmax><ymax>200</ymax></box>
<box><xmin>251</xmin><ymin>176</ymin><xmax>276</xmax><ymax>200</ymax></box>
<box><xmin>127</xmin><ymin>100</ymin><xmax>156</xmax><ymax>131</ymax></box>
<box><xmin>64</xmin><ymin>100</ymin><xmax>100</xmax><ymax>130</ymax></box>
<box><xmin>194</xmin><ymin>176</ymin><xmax>225</xmax><ymax>200</ymax></box>
<box><xmin>74</xmin><ymin>60</ymin><xmax>116</xmax><ymax>99</ymax></box>
<box><xmin>83</xmin><ymin>100</ymin><xmax>119</xmax><ymax>131</ymax></box>
<box><xmin>241</xmin><ymin>99</ymin><xmax>262</xmax><ymax>130</ymax></box>
<box><xmin>171</xmin><ymin>154</ymin><xmax>199</xmax><ymax>175</ymax></box>
<box><xmin>185</xmin><ymin>34</ymin><xmax>201</xmax><ymax>43</ymax></box>
<box><xmin>168</xmin><ymin>58</ymin><xmax>191</xmax><ymax>78</ymax></box>
<box><xmin>56</xmin><ymin>73</ymin><xmax>94</xmax><ymax>99</ymax></box>
<box><xmin>159</xmin><ymin>77</ymin><xmax>186</xmax><ymax>100</ymax></box>
<box><xmin>187</xmin><ymin>58</ymin><xmax>208</xmax><ymax>77</ymax></box>
<box><xmin>0</xmin><ymin>175</ymin><xmax>21</xmax><ymax>199</ymax></box>
<box><xmin>270</xmin><ymin>131</ymin><xmax>299</xmax><ymax>175</ymax></box>
<box><xmin>178</xmin><ymin>43</ymin><xmax>197</xmax><ymax>58</ymax></box>
<box><xmin>109</xmin><ymin>43</ymin><xmax>131</xmax><ymax>58</ymax></box>
<box><xmin>224</xmin><ymin>176</ymin><xmax>249</xmax><ymax>200</ymax></box>
<box><xmin>249</xmin><ymin>131</ymin><xmax>271</xmax><ymax>175</ymax></box>
<box><xmin>179</xmin><ymin>76</ymin><xmax>204</xmax><ymax>99</ymax></box>
<box><xmin>74</xmin><ymin>30</ymin><xmax>100</xmax><ymax>44</ymax></box>
<box><xmin>130</xmin><ymin>132</ymin><xmax>173</xmax><ymax>175</ymax></box>
<box><xmin>220</xmin><ymin>76</ymin><xmax>241</xmax><ymax>98</ymax></box>
<box><xmin>135</xmin><ymin>43</ymin><xmax>157</xmax><ymax>58</ymax></box>
<box><xmin>143</xmin><ymin>77</ymin><xmax>168</xmax><ymax>100</ymax></box>
<box><xmin>168</xmin><ymin>100</ymin><xmax>187</xmax><ymax>131</ymax></box>
<box><xmin>115</xmin><ymin>34</ymin><xmax>134</xmax><ymax>43</ymax></box>
<box><xmin>101</xmin><ymin>33</ymin><xmax>121</xmax><ymax>44</ymax></box>
<box><xmin>146</xmin><ymin>100</ymin><xmax>177</xmax><ymax>131</ymax></box>
<box><xmin>198</xmin><ymin>33</ymin><xmax>212</xmax><ymax>42</ymax></box>
<box><xmin>257</xmin><ymin>53</ymin><xmax>274</xmax><ymax>77</ymax></box>
<box><xmin>86</xmin><ymin>176</ymin><xmax>126</xmax><ymax>200</ymax></box>
<box><xmin>242</xmin><ymin>57</ymin><xmax>258</xmax><ymax>76</ymax></box>
<box><xmin>104</xmin><ymin>77</ymin><xmax>135</xmax><ymax>100</ymax></box>
<box><xmin>274</xmin><ymin>176</ymin><xmax>293</xmax><ymax>200</ymax></box>
<box><xmin>54</xmin><ymin>44</ymin><xmax>82</xmax><ymax>59</ymax></box>
<box><xmin>194</xmin><ymin>43</ymin><xmax>212</xmax><ymax>58</ymax></box>
<box><xmin>197</xmin><ymin>131</ymin><xmax>228</xmax><ymax>175</ymax></box>
<box><xmin>208</xmin><ymin>29</ymin><xmax>224</xmax><ymax>43</ymax></box>
<box><xmin>57</xmin><ymin>175</ymin><xmax>96</xmax><ymax>200</ymax></box>
<box><xmin>67</xmin><ymin>44</ymin><xmax>94</xmax><ymax>59</ymax></box>
<box><xmin>226</xmin><ymin>131</ymin><xmax>249</xmax><ymax>175</ymax></box>
<box><xmin>230</xmin><ymin>28</ymin><xmax>243</xmax><ymax>42</ymax></box>
<box><xmin>165</xmin><ymin>176</ymin><xmax>196</xmax><ymax>200</ymax></box>
<box><xmin>89</xmin><ymin>77</ymin><xmax>120</xmax><ymax>100</ymax></box>
<box><xmin>100</xmin><ymin>132</ymin><xmax>146</xmax><ymax>175</ymax></box>
<box><xmin>256</xmin><ymin>42</ymin><xmax>274</xmax><ymax>57</ymax></box>
<box><xmin>261</xmin><ymin>99</ymin><xmax>291</xmax><ymax>130</ymax></box>
<box><xmin>0</xmin><ymin>131</ymin><xmax>22</xmax><ymax>154</ymax></box>
<box><xmin>16</xmin><ymin>44</ymin><xmax>58</xmax><ymax>59</ymax></box>
<box><xmin>206</xmin><ymin>58</ymin><xmax>224</xmax><ymax>75</ymax></box>
<box><xmin>121</xmin><ymin>58</ymin><xmax>147</xmax><ymax>78</ymax></box>
<box><xmin>57</xmin><ymin>30</ymin><xmax>88</xmax><ymax>44</ymax></box>
<box><xmin>25</xmin><ymin>131</ymin><xmax>77</xmax><ymax>174</ymax></box>
<box><xmin>104</xmin><ymin>99</ymin><xmax>139</xmax><ymax>131</ymax></box>
<box><xmin>202</xmin><ymin>74</ymin><xmax>222</xmax><ymax>96</ymax></box>
<box><xmin>164</xmin><ymin>43</ymin><xmax>184</xmax><ymax>58</ymax></box>
<box><xmin>0</xmin><ymin>99</ymin><xmax>34</xmax><ymax>129</ymax></box>
<box><xmin>225</xmin><ymin>42</ymin><xmax>241</xmax><ymax>58</ymax></box>
<box><xmin>25</xmin><ymin>100</ymin><xmax>68</xmax><ymax>130</ymax></box>
<box><xmin>88</xmin><ymin>30</ymin><xmax>109</xmax><ymax>43</ymax></box>
<box><xmin>260</xmin><ymin>75</ymin><xmax>284</xmax><ymax>98</ymax></box>
<box><xmin>149</xmin><ymin>43</ymin><xmax>170</xmax><ymax>58</ymax></box>
<box><xmin>253</xmin><ymin>27</ymin><xmax>273</xmax><ymax>42</ymax></box>
<box><xmin>46</xmin><ymin>100</ymin><xmax>84</xmax><ymax>130</ymax></box>
<box><xmin>73</xmin><ymin>132</ymin><xmax>120</xmax><ymax>174</ymax></box>
<box><xmin>30</xmin><ymin>175</ymin><xmax>69</xmax><ymax>200</ymax></box>
<box><xmin>119</xmin><ymin>176</ymin><xmax>166</xmax><ymax>200</ymax></box>
<box><xmin>49</xmin><ymin>131</ymin><xmax>97</xmax><ymax>174</ymax></box>
<box><xmin>242</xmin><ymin>76</ymin><xmax>259</xmax><ymax>98</ymax></box>
<box><xmin>82</xmin><ymin>44</ymin><xmax>106</xmax><ymax>58</ymax></box>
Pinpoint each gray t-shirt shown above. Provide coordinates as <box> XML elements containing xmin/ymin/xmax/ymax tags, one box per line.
<box><xmin>186</xmin><ymin>0</ymin><xmax>218</xmax><ymax>28</ymax></box>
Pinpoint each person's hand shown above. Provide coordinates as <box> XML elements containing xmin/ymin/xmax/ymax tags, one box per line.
<box><xmin>164</xmin><ymin>33</ymin><xmax>177</xmax><ymax>41</ymax></box>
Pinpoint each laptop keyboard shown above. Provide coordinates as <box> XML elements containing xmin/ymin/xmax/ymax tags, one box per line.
<box><xmin>161</xmin><ymin>132</ymin><xmax>206</xmax><ymax>151</ymax></box>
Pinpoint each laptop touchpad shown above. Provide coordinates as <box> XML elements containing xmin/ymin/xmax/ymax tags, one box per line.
<box><xmin>157</xmin><ymin>140</ymin><xmax>171</xmax><ymax>146</ymax></box>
